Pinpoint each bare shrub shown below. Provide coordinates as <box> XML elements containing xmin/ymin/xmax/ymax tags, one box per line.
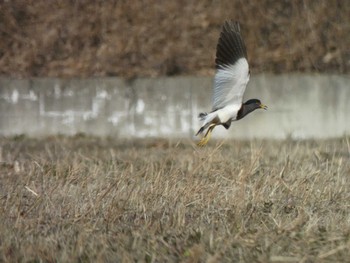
<box><xmin>0</xmin><ymin>0</ymin><xmax>349</xmax><ymax>77</ymax></box>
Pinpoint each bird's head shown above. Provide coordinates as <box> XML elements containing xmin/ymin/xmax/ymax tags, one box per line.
<box><xmin>244</xmin><ymin>99</ymin><xmax>268</xmax><ymax>110</ymax></box>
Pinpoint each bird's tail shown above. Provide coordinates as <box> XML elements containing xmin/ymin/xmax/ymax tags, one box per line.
<box><xmin>196</xmin><ymin>124</ymin><xmax>208</xmax><ymax>136</ymax></box>
<box><xmin>196</xmin><ymin>112</ymin><xmax>217</xmax><ymax>136</ymax></box>
<box><xmin>198</xmin><ymin>112</ymin><xmax>208</xmax><ymax>121</ymax></box>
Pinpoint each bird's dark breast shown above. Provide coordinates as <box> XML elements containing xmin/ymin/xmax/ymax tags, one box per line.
<box><xmin>236</xmin><ymin>105</ymin><xmax>244</xmax><ymax>120</ymax></box>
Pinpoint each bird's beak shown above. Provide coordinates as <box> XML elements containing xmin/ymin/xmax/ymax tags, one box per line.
<box><xmin>260</xmin><ymin>104</ymin><xmax>268</xmax><ymax>110</ymax></box>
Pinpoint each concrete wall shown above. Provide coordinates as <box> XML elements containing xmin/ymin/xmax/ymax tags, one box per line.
<box><xmin>0</xmin><ymin>75</ymin><xmax>349</xmax><ymax>139</ymax></box>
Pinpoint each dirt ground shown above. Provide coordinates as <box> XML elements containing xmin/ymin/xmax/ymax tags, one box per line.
<box><xmin>1</xmin><ymin>136</ymin><xmax>350</xmax><ymax>262</ymax></box>
<box><xmin>0</xmin><ymin>0</ymin><xmax>349</xmax><ymax>78</ymax></box>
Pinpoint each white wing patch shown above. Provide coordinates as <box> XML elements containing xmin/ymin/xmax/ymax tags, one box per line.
<box><xmin>212</xmin><ymin>58</ymin><xmax>250</xmax><ymax>110</ymax></box>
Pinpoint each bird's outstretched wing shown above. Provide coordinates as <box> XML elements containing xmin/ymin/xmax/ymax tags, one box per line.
<box><xmin>212</xmin><ymin>20</ymin><xmax>250</xmax><ymax>111</ymax></box>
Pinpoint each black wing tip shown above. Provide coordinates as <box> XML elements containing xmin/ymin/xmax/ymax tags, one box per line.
<box><xmin>215</xmin><ymin>20</ymin><xmax>247</xmax><ymax>69</ymax></box>
<box><xmin>223</xmin><ymin>20</ymin><xmax>241</xmax><ymax>32</ymax></box>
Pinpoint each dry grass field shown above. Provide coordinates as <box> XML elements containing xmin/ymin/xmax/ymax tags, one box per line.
<box><xmin>1</xmin><ymin>136</ymin><xmax>350</xmax><ymax>262</ymax></box>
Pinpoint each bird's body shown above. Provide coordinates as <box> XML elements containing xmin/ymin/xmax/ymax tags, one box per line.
<box><xmin>196</xmin><ymin>21</ymin><xmax>267</xmax><ymax>146</ymax></box>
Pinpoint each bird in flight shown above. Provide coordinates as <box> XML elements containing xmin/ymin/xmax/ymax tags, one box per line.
<box><xmin>196</xmin><ymin>20</ymin><xmax>267</xmax><ymax>146</ymax></box>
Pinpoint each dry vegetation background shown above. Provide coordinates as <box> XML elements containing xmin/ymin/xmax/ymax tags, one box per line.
<box><xmin>0</xmin><ymin>0</ymin><xmax>349</xmax><ymax>78</ymax></box>
<box><xmin>1</xmin><ymin>136</ymin><xmax>350</xmax><ymax>262</ymax></box>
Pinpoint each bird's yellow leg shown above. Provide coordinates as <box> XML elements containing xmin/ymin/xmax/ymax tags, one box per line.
<box><xmin>197</xmin><ymin>124</ymin><xmax>215</xmax><ymax>147</ymax></box>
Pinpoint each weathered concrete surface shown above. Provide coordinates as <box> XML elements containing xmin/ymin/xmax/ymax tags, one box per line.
<box><xmin>0</xmin><ymin>75</ymin><xmax>349</xmax><ymax>139</ymax></box>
